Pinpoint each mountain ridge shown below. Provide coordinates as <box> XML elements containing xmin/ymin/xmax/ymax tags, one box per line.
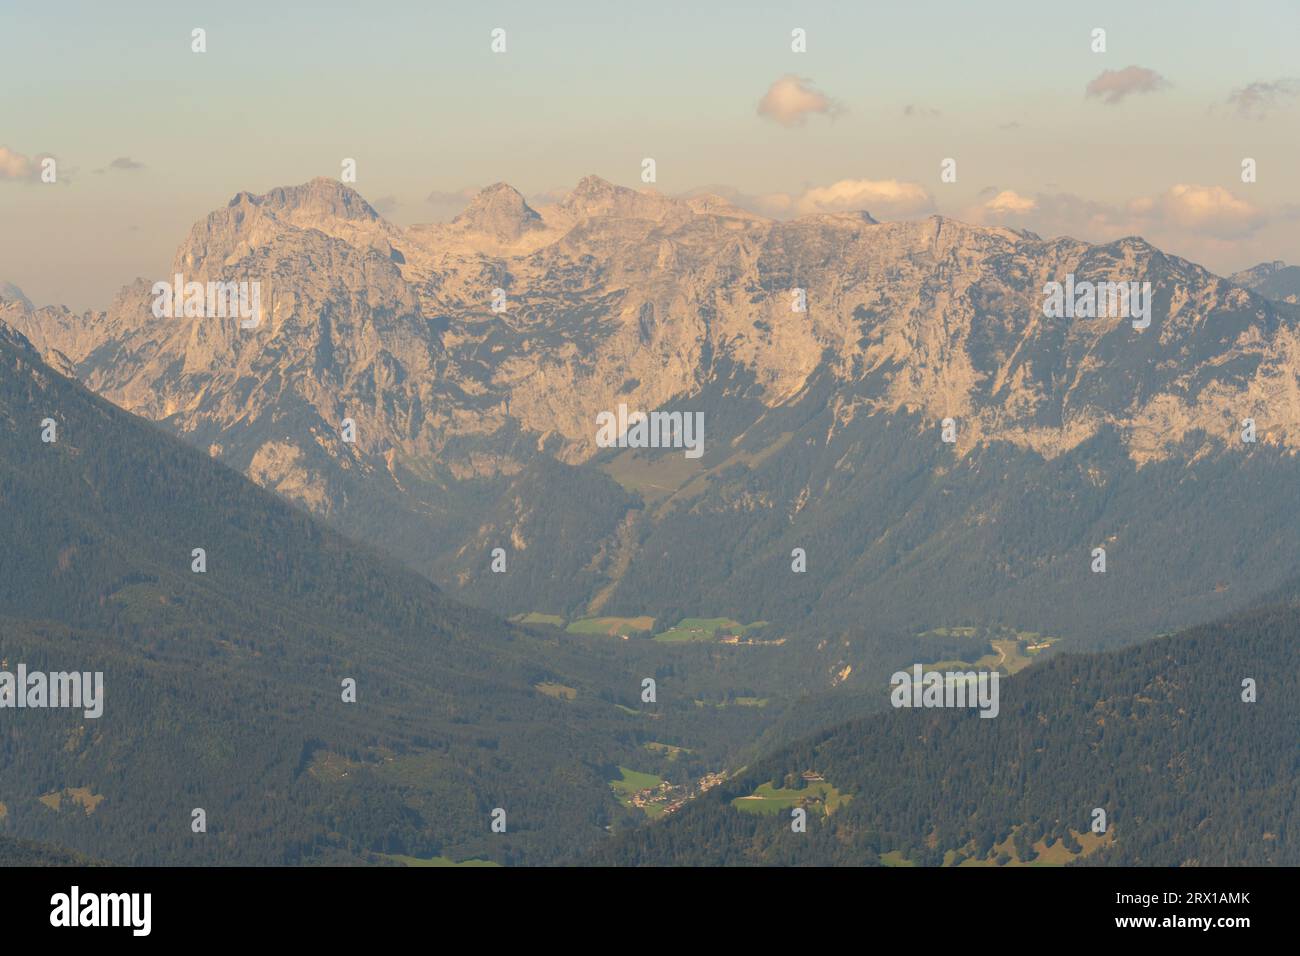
<box><xmin>5</xmin><ymin>178</ymin><xmax>1300</xmax><ymax>691</ymax></box>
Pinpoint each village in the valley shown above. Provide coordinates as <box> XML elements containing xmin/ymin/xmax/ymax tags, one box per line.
<box><xmin>625</xmin><ymin>770</ymin><xmax>729</xmax><ymax>816</ymax></box>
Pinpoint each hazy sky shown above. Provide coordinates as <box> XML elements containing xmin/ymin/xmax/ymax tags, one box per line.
<box><xmin>2</xmin><ymin>0</ymin><xmax>1298</xmax><ymax>310</ymax></box>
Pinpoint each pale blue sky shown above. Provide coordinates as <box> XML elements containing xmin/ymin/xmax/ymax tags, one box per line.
<box><xmin>2</xmin><ymin>0</ymin><xmax>1297</xmax><ymax>308</ymax></box>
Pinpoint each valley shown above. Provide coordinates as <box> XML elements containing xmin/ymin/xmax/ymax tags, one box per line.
<box><xmin>0</xmin><ymin>324</ymin><xmax>803</xmax><ymax>865</ymax></box>
<box><xmin>3</xmin><ymin>176</ymin><xmax>1298</xmax><ymax>869</ymax></box>
<box><xmin>594</xmin><ymin>589</ymin><xmax>1300</xmax><ymax>866</ymax></box>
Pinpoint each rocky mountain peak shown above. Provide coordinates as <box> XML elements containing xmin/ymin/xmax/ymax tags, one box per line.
<box><xmin>5</xmin><ymin>177</ymin><xmax>1300</xmax><ymax>669</ymax></box>
<box><xmin>452</xmin><ymin>182</ymin><xmax>544</xmax><ymax>240</ymax></box>
<box><xmin>173</xmin><ymin>179</ymin><xmax>395</xmax><ymax>277</ymax></box>
<box><xmin>560</xmin><ymin>174</ymin><xmax>678</xmax><ymax>221</ymax></box>
<box><xmin>256</xmin><ymin>177</ymin><xmax>381</xmax><ymax>222</ymax></box>
<box><xmin>7</xmin><ymin>177</ymin><xmax>1300</xmax><ymax>605</ymax></box>
<box><xmin>567</xmin><ymin>173</ymin><xmax>619</xmax><ymax>199</ymax></box>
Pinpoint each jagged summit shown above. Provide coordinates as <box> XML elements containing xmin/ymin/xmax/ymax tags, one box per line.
<box><xmin>560</xmin><ymin>174</ymin><xmax>679</xmax><ymax>220</ymax></box>
<box><xmin>171</xmin><ymin>177</ymin><xmax>398</xmax><ymax>277</ymax></box>
<box><xmin>253</xmin><ymin>177</ymin><xmax>381</xmax><ymax>221</ymax></box>
<box><xmin>566</xmin><ymin>173</ymin><xmax>620</xmax><ymax>199</ymax></box>
<box><xmin>452</xmin><ymin>182</ymin><xmax>544</xmax><ymax>240</ymax></box>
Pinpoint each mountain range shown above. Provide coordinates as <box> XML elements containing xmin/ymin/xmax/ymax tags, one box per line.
<box><xmin>5</xmin><ymin>177</ymin><xmax>1300</xmax><ymax>697</ymax></box>
<box><xmin>3</xmin><ymin>177</ymin><xmax>1300</xmax><ymax>865</ymax></box>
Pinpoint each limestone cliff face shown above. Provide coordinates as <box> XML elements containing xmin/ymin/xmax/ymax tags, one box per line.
<box><xmin>0</xmin><ymin>298</ymin><xmax>106</xmax><ymax>369</ymax></box>
<box><xmin>4</xmin><ymin>176</ymin><xmax>1298</xmax><ymax>530</ymax></box>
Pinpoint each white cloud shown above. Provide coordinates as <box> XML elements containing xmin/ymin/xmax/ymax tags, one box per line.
<box><xmin>1149</xmin><ymin>184</ymin><xmax>1264</xmax><ymax>238</ymax></box>
<box><xmin>676</xmin><ymin>179</ymin><xmax>932</xmax><ymax>220</ymax></box>
<box><xmin>0</xmin><ymin>145</ymin><xmax>37</xmax><ymax>181</ymax></box>
<box><xmin>793</xmin><ymin>178</ymin><xmax>934</xmax><ymax>218</ymax></box>
<box><xmin>0</xmin><ymin>146</ymin><xmax>65</xmax><ymax>183</ymax></box>
<box><xmin>965</xmin><ymin>184</ymin><xmax>1267</xmax><ymax>242</ymax></box>
<box><xmin>757</xmin><ymin>75</ymin><xmax>841</xmax><ymax>127</ymax></box>
<box><xmin>982</xmin><ymin>190</ymin><xmax>1037</xmax><ymax>215</ymax></box>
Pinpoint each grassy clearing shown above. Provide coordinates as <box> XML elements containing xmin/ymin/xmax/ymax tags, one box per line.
<box><xmin>880</xmin><ymin>850</ymin><xmax>916</xmax><ymax>867</ymax></box>
<box><xmin>731</xmin><ymin>780</ymin><xmax>849</xmax><ymax>816</ymax></box>
<box><xmin>534</xmin><ymin>682</ymin><xmax>577</xmax><ymax>701</ymax></box>
<box><xmin>306</xmin><ymin>750</ymin><xmax>364</xmax><ymax>783</ymax></box>
<box><xmin>609</xmin><ymin>767</ymin><xmax>668</xmax><ymax>817</ymax></box>
<box><xmin>917</xmin><ymin>626</ymin><xmax>979</xmax><ymax>638</ymax></box>
<box><xmin>600</xmin><ymin>451</ymin><xmax>704</xmax><ymax>504</ymax></box>
<box><xmin>566</xmin><ymin>616</ymin><xmax>656</xmax><ymax>637</ymax></box>
<box><xmin>38</xmin><ymin>787</ymin><xmax>105</xmax><ymax>814</ymax></box>
<box><xmin>654</xmin><ymin>617</ymin><xmax>768</xmax><ymax>643</ymax></box>
<box><xmin>911</xmin><ymin>627</ymin><xmax>1061</xmax><ymax>677</ymax></box>
<box><xmin>644</xmin><ymin>741</ymin><xmax>690</xmax><ymax>760</ymax></box>
<box><xmin>610</xmin><ymin>767</ymin><xmax>663</xmax><ymax>795</ymax></box>
<box><xmin>600</xmin><ymin>433</ymin><xmax>793</xmax><ymax>508</ymax></box>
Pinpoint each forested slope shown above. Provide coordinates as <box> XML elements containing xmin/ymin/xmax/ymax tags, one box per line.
<box><xmin>595</xmin><ymin>592</ymin><xmax>1300</xmax><ymax>866</ymax></box>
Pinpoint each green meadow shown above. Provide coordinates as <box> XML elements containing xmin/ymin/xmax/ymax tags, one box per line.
<box><xmin>644</xmin><ymin>741</ymin><xmax>691</xmax><ymax>760</ymax></box>
<box><xmin>731</xmin><ymin>780</ymin><xmax>849</xmax><ymax>816</ymax></box>
<box><xmin>609</xmin><ymin>767</ymin><xmax>668</xmax><ymax>817</ymax></box>
<box><xmin>912</xmin><ymin>626</ymin><xmax>1061</xmax><ymax>676</ymax></box>
<box><xmin>654</xmin><ymin>617</ymin><xmax>768</xmax><ymax>642</ymax></box>
<box><xmin>565</xmin><ymin>616</ymin><xmax>656</xmax><ymax>636</ymax></box>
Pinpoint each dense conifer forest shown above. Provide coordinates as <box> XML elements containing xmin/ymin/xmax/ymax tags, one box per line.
<box><xmin>594</xmin><ymin>593</ymin><xmax>1300</xmax><ymax>866</ymax></box>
